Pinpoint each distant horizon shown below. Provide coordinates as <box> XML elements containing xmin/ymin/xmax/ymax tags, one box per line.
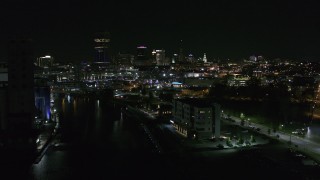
<box><xmin>0</xmin><ymin>1</ymin><xmax>319</xmax><ymax>62</ymax></box>
<box><xmin>0</xmin><ymin>35</ymin><xmax>319</xmax><ymax>63</ymax></box>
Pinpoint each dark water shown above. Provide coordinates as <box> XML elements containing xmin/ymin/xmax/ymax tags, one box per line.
<box><xmin>30</xmin><ymin>97</ymin><xmax>172</xmax><ymax>180</ymax></box>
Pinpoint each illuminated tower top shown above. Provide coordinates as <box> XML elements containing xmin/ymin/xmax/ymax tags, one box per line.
<box><xmin>203</xmin><ymin>53</ymin><xmax>207</xmax><ymax>63</ymax></box>
<box><xmin>94</xmin><ymin>32</ymin><xmax>111</xmax><ymax>63</ymax></box>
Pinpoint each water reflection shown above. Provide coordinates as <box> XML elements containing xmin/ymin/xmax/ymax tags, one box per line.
<box><xmin>73</xmin><ymin>99</ymin><xmax>77</xmax><ymax>116</ymax></box>
<box><xmin>32</xmin><ymin>95</ymin><xmax>146</xmax><ymax>179</ymax></box>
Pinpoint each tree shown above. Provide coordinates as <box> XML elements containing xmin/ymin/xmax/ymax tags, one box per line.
<box><xmin>240</xmin><ymin>119</ymin><xmax>245</xmax><ymax>126</ymax></box>
<box><xmin>209</xmin><ymin>83</ymin><xmax>228</xmax><ymax>99</ymax></box>
<box><xmin>250</xmin><ymin>135</ymin><xmax>256</xmax><ymax>143</ymax></box>
<box><xmin>238</xmin><ymin>137</ymin><xmax>244</xmax><ymax>145</ymax></box>
<box><xmin>226</xmin><ymin>137</ymin><xmax>233</xmax><ymax>147</ymax></box>
<box><xmin>217</xmin><ymin>144</ymin><xmax>224</xmax><ymax>149</ymax></box>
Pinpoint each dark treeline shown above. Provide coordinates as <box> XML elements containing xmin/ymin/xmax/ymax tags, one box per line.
<box><xmin>209</xmin><ymin>79</ymin><xmax>313</xmax><ymax>128</ymax></box>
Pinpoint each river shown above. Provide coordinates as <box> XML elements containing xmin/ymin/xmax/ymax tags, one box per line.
<box><xmin>30</xmin><ymin>96</ymin><xmax>169</xmax><ymax>179</ymax></box>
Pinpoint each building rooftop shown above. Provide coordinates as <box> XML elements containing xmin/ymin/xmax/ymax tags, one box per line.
<box><xmin>175</xmin><ymin>98</ymin><xmax>217</xmax><ymax>108</ymax></box>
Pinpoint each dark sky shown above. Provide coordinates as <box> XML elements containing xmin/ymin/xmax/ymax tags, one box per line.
<box><xmin>1</xmin><ymin>0</ymin><xmax>320</xmax><ymax>62</ymax></box>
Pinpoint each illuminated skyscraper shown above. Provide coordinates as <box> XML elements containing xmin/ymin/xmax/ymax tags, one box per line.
<box><xmin>94</xmin><ymin>32</ymin><xmax>111</xmax><ymax>63</ymax></box>
<box><xmin>155</xmin><ymin>49</ymin><xmax>166</xmax><ymax>66</ymax></box>
<box><xmin>172</xmin><ymin>53</ymin><xmax>178</xmax><ymax>64</ymax></box>
<box><xmin>203</xmin><ymin>53</ymin><xmax>207</xmax><ymax>63</ymax></box>
<box><xmin>36</xmin><ymin>55</ymin><xmax>54</xmax><ymax>67</ymax></box>
<box><xmin>186</xmin><ymin>54</ymin><xmax>195</xmax><ymax>63</ymax></box>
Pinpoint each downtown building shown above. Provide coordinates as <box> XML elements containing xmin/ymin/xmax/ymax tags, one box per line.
<box><xmin>94</xmin><ymin>32</ymin><xmax>111</xmax><ymax>63</ymax></box>
<box><xmin>134</xmin><ymin>46</ymin><xmax>152</xmax><ymax>67</ymax></box>
<box><xmin>35</xmin><ymin>55</ymin><xmax>54</xmax><ymax>68</ymax></box>
<box><xmin>6</xmin><ymin>38</ymin><xmax>37</xmax><ymax>155</ymax></box>
<box><xmin>172</xmin><ymin>98</ymin><xmax>221</xmax><ymax>140</ymax></box>
<box><xmin>0</xmin><ymin>62</ymin><xmax>8</xmax><ymax>131</ymax></box>
<box><xmin>152</xmin><ymin>49</ymin><xmax>170</xmax><ymax>66</ymax></box>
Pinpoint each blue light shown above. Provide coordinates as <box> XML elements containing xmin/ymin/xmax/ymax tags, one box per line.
<box><xmin>46</xmin><ymin>107</ymin><xmax>51</xmax><ymax>120</ymax></box>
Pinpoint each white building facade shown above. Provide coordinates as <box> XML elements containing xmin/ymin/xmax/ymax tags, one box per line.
<box><xmin>172</xmin><ymin>98</ymin><xmax>221</xmax><ymax>140</ymax></box>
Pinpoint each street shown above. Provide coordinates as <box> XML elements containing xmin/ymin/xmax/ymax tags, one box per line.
<box><xmin>225</xmin><ymin>115</ymin><xmax>320</xmax><ymax>161</ymax></box>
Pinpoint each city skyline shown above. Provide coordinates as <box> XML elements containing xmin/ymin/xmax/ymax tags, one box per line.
<box><xmin>0</xmin><ymin>0</ymin><xmax>319</xmax><ymax>62</ymax></box>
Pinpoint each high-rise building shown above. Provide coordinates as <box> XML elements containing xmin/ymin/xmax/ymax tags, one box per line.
<box><xmin>249</xmin><ymin>55</ymin><xmax>257</xmax><ymax>62</ymax></box>
<box><xmin>134</xmin><ymin>46</ymin><xmax>151</xmax><ymax>66</ymax></box>
<box><xmin>172</xmin><ymin>53</ymin><xmax>178</xmax><ymax>64</ymax></box>
<box><xmin>257</xmin><ymin>55</ymin><xmax>264</xmax><ymax>62</ymax></box>
<box><xmin>186</xmin><ymin>54</ymin><xmax>195</xmax><ymax>63</ymax></box>
<box><xmin>178</xmin><ymin>40</ymin><xmax>184</xmax><ymax>63</ymax></box>
<box><xmin>7</xmin><ymin>38</ymin><xmax>36</xmax><ymax>153</ymax></box>
<box><xmin>0</xmin><ymin>62</ymin><xmax>8</xmax><ymax>130</ymax></box>
<box><xmin>154</xmin><ymin>49</ymin><xmax>166</xmax><ymax>66</ymax></box>
<box><xmin>8</xmin><ymin>39</ymin><xmax>35</xmax><ymax>129</ymax></box>
<box><xmin>94</xmin><ymin>32</ymin><xmax>111</xmax><ymax>63</ymax></box>
<box><xmin>117</xmin><ymin>52</ymin><xmax>134</xmax><ymax>66</ymax></box>
<box><xmin>36</xmin><ymin>55</ymin><xmax>54</xmax><ymax>67</ymax></box>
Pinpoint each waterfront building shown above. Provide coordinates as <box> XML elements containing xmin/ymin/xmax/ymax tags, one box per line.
<box><xmin>34</xmin><ymin>78</ymin><xmax>51</xmax><ymax>121</ymax></box>
<box><xmin>172</xmin><ymin>98</ymin><xmax>221</xmax><ymax>139</ymax></box>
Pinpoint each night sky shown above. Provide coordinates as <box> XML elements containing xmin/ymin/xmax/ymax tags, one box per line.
<box><xmin>1</xmin><ymin>0</ymin><xmax>320</xmax><ymax>62</ymax></box>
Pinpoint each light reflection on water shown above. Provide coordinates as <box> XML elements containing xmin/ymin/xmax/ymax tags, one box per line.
<box><xmin>31</xmin><ymin>96</ymin><xmax>141</xmax><ymax>179</ymax></box>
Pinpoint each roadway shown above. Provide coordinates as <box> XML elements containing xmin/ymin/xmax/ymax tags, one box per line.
<box><xmin>225</xmin><ymin>115</ymin><xmax>320</xmax><ymax>161</ymax></box>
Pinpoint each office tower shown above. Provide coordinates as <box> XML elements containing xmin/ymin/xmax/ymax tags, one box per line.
<box><xmin>152</xmin><ymin>49</ymin><xmax>157</xmax><ymax>64</ymax></box>
<box><xmin>249</xmin><ymin>55</ymin><xmax>257</xmax><ymax>62</ymax></box>
<box><xmin>257</xmin><ymin>55</ymin><xmax>264</xmax><ymax>62</ymax></box>
<box><xmin>186</xmin><ymin>54</ymin><xmax>195</xmax><ymax>63</ymax></box>
<box><xmin>117</xmin><ymin>52</ymin><xmax>134</xmax><ymax>66</ymax></box>
<box><xmin>134</xmin><ymin>46</ymin><xmax>151</xmax><ymax>66</ymax></box>
<box><xmin>36</xmin><ymin>55</ymin><xmax>54</xmax><ymax>67</ymax></box>
<box><xmin>7</xmin><ymin>38</ymin><xmax>36</xmax><ymax>154</ymax></box>
<box><xmin>0</xmin><ymin>62</ymin><xmax>8</xmax><ymax>130</ymax></box>
<box><xmin>94</xmin><ymin>32</ymin><xmax>111</xmax><ymax>63</ymax></box>
<box><xmin>172</xmin><ymin>53</ymin><xmax>178</xmax><ymax>64</ymax></box>
<box><xmin>155</xmin><ymin>49</ymin><xmax>166</xmax><ymax>66</ymax></box>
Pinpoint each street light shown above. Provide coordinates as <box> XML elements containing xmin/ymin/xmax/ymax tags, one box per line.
<box><xmin>279</xmin><ymin>124</ymin><xmax>284</xmax><ymax>130</ymax></box>
<box><xmin>289</xmin><ymin>132</ymin><xmax>292</xmax><ymax>144</ymax></box>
